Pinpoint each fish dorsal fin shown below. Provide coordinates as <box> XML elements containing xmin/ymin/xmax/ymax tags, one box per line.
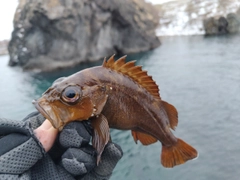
<box><xmin>103</xmin><ymin>55</ymin><xmax>160</xmax><ymax>99</ymax></box>
<box><xmin>162</xmin><ymin>101</ymin><xmax>178</xmax><ymax>130</ymax></box>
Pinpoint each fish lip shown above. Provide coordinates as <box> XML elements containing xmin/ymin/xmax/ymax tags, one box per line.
<box><xmin>32</xmin><ymin>99</ymin><xmax>55</xmax><ymax>124</ymax></box>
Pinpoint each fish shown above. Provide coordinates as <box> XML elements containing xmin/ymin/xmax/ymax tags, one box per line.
<box><xmin>32</xmin><ymin>55</ymin><xmax>198</xmax><ymax>168</ymax></box>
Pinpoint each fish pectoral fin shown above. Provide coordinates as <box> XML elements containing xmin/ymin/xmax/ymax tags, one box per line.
<box><xmin>131</xmin><ymin>130</ymin><xmax>157</xmax><ymax>145</ymax></box>
<box><xmin>162</xmin><ymin>101</ymin><xmax>178</xmax><ymax>130</ymax></box>
<box><xmin>161</xmin><ymin>138</ymin><xmax>198</xmax><ymax>168</ymax></box>
<box><xmin>91</xmin><ymin>114</ymin><xmax>110</xmax><ymax>165</ymax></box>
<box><xmin>95</xmin><ymin>93</ymin><xmax>108</xmax><ymax>115</ymax></box>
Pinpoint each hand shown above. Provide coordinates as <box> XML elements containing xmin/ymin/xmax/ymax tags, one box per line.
<box><xmin>34</xmin><ymin>119</ymin><xmax>58</xmax><ymax>152</ymax></box>
<box><xmin>56</xmin><ymin>121</ymin><xmax>123</xmax><ymax>179</ymax></box>
<box><xmin>0</xmin><ymin>113</ymin><xmax>122</xmax><ymax>179</ymax></box>
<box><xmin>82</xmin><ymin>142</ymin><xmax>123</xmax><ymax>180</ymax></box>
<box><xmin>0</xmin><ymin>115</ymin><xmax>46</xmax><ymax>175</ymax></box>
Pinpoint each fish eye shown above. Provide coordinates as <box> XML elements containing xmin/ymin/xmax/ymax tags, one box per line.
<box><xmin>61</xmin><ymin>86</ymin><xmax>81</xmax><ymax>104</ymax></box>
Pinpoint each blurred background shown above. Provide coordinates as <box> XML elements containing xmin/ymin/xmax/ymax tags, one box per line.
<box><xmin>0</xmin><ymin>0</ymin><xmax>240</xmax><ymax>179</ymax></box>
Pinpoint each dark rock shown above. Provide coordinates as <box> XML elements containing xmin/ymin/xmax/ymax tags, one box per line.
<box><xmin>203</xmin><ymin>16</ymin><xmax>230</xmax><ymax>35</ymax></box>
<box><xmin>203</xmin><ymin>16</ymin><xmax>232</xmax><ymax>35</ymax></box>
<box><xmin>203</xmin><ymin>7</ymin><xmax>240</xmax><ymax>35</ymax></box>
<box><xmin>203</xmin><ymin>17</ymin><xmax>219</xmax><ymax>35</ymax></box>
<box><xmin>218</xmin><ymin>16</ymin><xmax>228</xmax><ymax>34</ymax></box>
<box><xmin>8</xmin><ymin>0</ymin><xmax>160</xmax><ymax>71</ymax></box>
<box><xmin>226</xmin><ymin>13</ymin><xmax>240</xmax><ymax>33</ymax></box>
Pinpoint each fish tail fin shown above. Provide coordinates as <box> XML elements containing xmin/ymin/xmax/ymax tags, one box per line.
<box><xmin>161</xmin><ymin>138</ymin><xmax>198</xmax><ymax>168</ymax></box>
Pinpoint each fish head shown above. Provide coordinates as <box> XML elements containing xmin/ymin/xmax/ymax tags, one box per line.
<box><xmin>32</xmin><ymin>77</ymin><xmax>108</xmax><ymax>130</ymax></box>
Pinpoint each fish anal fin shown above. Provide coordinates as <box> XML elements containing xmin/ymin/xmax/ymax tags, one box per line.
<box><xmin>131</xmin><ymin>130</ymin><xmax>157</xmax><ymax>145</ymax></box>
<box><xmin>91</xmin><ymin>114</ymin><xmax>110</xmax><ymax>165</ymax></box>
<box><xmin>102</xmin><ymin>55</ymin><xmax>161</xmax><ymax>100</ymax></box>
<box><xmin>161</xmin><ymin>138</ymin><xmax>198</xmax><ymax>168</ymax></box>
<box><xmin>131</xmin><ymin>130</ymin><xmax>138</xmax><ymax>144</ymax></box>
<box><xmin>162</xmin><ymin>101</ymin><xmax>178</xmax><ymax>130</ymax></box>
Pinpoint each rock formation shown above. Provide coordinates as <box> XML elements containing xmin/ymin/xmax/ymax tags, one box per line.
<box><xmin>8</xmin><ymin>0</ymin><xmax>160</xmax><ymax>71</ymax></box>
<box><xmin>154</xmin><ymin>0</ymin><xmax>240</xmax><ymax>36</ymax></box>
<box><xmin>203</xmin><ymin>11</ymin><xmax>240</xmax><ymax>35</ymax></box>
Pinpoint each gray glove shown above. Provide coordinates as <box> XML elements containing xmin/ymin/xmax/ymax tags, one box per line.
<box><xmin>0</xmin><ymin>112</ymin><xmax>123</xmax><ymax>180</ymax></box>
<box><xmin>81</xmin><ymin>142</ymin><xmax>123</xmax><ymax>180</ymax></box>
<box><xmin>58</xmin><ymin>122</ymin><xmax>123</xmax><ymax>180</ymax></box>
<box><xmin>0</xmin><ymin>113</ymin><xmax>46</xmax><ymax>179</ymax></box>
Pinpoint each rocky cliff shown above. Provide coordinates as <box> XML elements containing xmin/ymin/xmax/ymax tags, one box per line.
<box><xmin>154</xmin><ymin>0</ymin><xmax>240</xmax><ymax>36</ymax></box>
<box><xmin>8</xmin><ymin>0</ymin><xmax>160</xmax><ymax>71</ymax></box>
<box><xmin>203</xmin><ymin>10</ymin><xmax>240</xmax><ymax>35</ymax></box>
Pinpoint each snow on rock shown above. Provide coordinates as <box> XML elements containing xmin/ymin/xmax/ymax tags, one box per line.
<box><xmin>154</xmin><ymin>0</ymin><xmax>240</xmax><ymax>36</ymax></box>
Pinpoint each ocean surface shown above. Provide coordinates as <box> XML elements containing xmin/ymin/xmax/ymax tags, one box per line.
<box><xmin>1</xmin><ymin>35</ymin><xmax>240</xmax><ymax>180</ymax></box>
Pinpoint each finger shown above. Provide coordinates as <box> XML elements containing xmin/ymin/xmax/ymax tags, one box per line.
<box><xmin>40</xmin><ymin>119</ymin><xmax>53</xmax><ymax>130</ymax></box>
<box><xmin>59</xmin><ymin>128</ymin><xmax>84</xmax><ymax>148</ymax></box>
<box><xmin>83</xmin><ymin>142</ymin><xmax>123</xmax><ymax>179</ymax></box>
<box><xmin>34</xmin><ymin>124</ymin><xmax>58</xmax><ymax>152</ymax></box>
<box><xmin>61</xmin><ymin>148</ymin><xmax>96</xmax><ymax>176</ymax></box>
<box><xmin>62</xmin><ymin>158</ymin><xmax>87</xmax><ymax>176</ymax></box>
<box><xmin>94</xmin><ymin>142</ymin><xmax>123</xmax><ymax>176</ymax></box>
<box><xmin>48</xmin><ymin>127</ymin><xmax>58</xmax><ymax>137</ymax></box>
<box><xmin>44</xmin><ymin>127</ymin><xmax>58</xmax><ymax>151</ymax></box>
<box><xmin>59</xmin><ymin>122</ymin><xmax>91</xmax><ymax>148</ymax></box>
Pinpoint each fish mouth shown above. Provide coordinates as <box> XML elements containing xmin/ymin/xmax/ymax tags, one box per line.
<box><xmin>32</xmin><ymin>99</ymin><xmax>62</xmax><ymax>129</ymax></box>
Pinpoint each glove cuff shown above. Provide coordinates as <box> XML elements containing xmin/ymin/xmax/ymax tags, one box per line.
<box><xmin>83</xmin><ymin>171</ymin><xmax>112</xmax><ymax>180</ymax></box>
<box><xmin>25</xmin><ymin>121</ymin><xmax>46</xmax><ymax>156</ymax></box>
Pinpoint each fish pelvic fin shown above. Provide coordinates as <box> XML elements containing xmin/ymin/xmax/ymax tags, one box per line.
<box><xmin>162</xmin><ymin>101</ymin><xmax>178</xmax><ymax>130</ymax></box>
<box><xmin>131</xmin><ymin>130</ymin><xmax>157</xmax><ymax>145</ymax></box>
<box><xmin>102</xmin><ymin>55</ymin><xmax>161</xmax><ymax>99</ymax></box>
<box><xmin>91</xmin><ymin>114</ymin><xmax>110</xmax><ymax>165</ymax></box>
<box><xmin>161</xmin><ymin>138</ymin><xmax>198</xmax><ymax>168</ymax></box>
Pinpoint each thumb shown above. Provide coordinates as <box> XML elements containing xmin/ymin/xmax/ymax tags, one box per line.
<box><xmin>34</xmin><ymin>119</ymin><xmax>58</xmax><ymax>152</ymax></box>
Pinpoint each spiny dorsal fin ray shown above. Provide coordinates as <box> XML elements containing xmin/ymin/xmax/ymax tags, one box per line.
<box><xmin>113</xmin><ymin>55</ymin><xmax>126</xmax><ymax>70</ymax></box>
<box><xmin>121</xmin><ymin>61</ymin><xmax>136</xmax><ymax>69</ymax></box>
<box><xmin>102</xmin><ymin>55</ymin><xmax>160</xmax><ymax>99</ymax></box>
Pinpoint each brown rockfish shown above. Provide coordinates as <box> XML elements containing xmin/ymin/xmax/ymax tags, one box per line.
<box><xmin>33</xmin><ymin>55</ymin><xmax>198</xmax><ymax>168</ymax></box>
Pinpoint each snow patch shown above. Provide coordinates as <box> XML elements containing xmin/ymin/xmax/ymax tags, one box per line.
<box><xmin>156</xmin><ymin>0</ymin><xmax>240</xmax><ymax>36</ymax></box>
